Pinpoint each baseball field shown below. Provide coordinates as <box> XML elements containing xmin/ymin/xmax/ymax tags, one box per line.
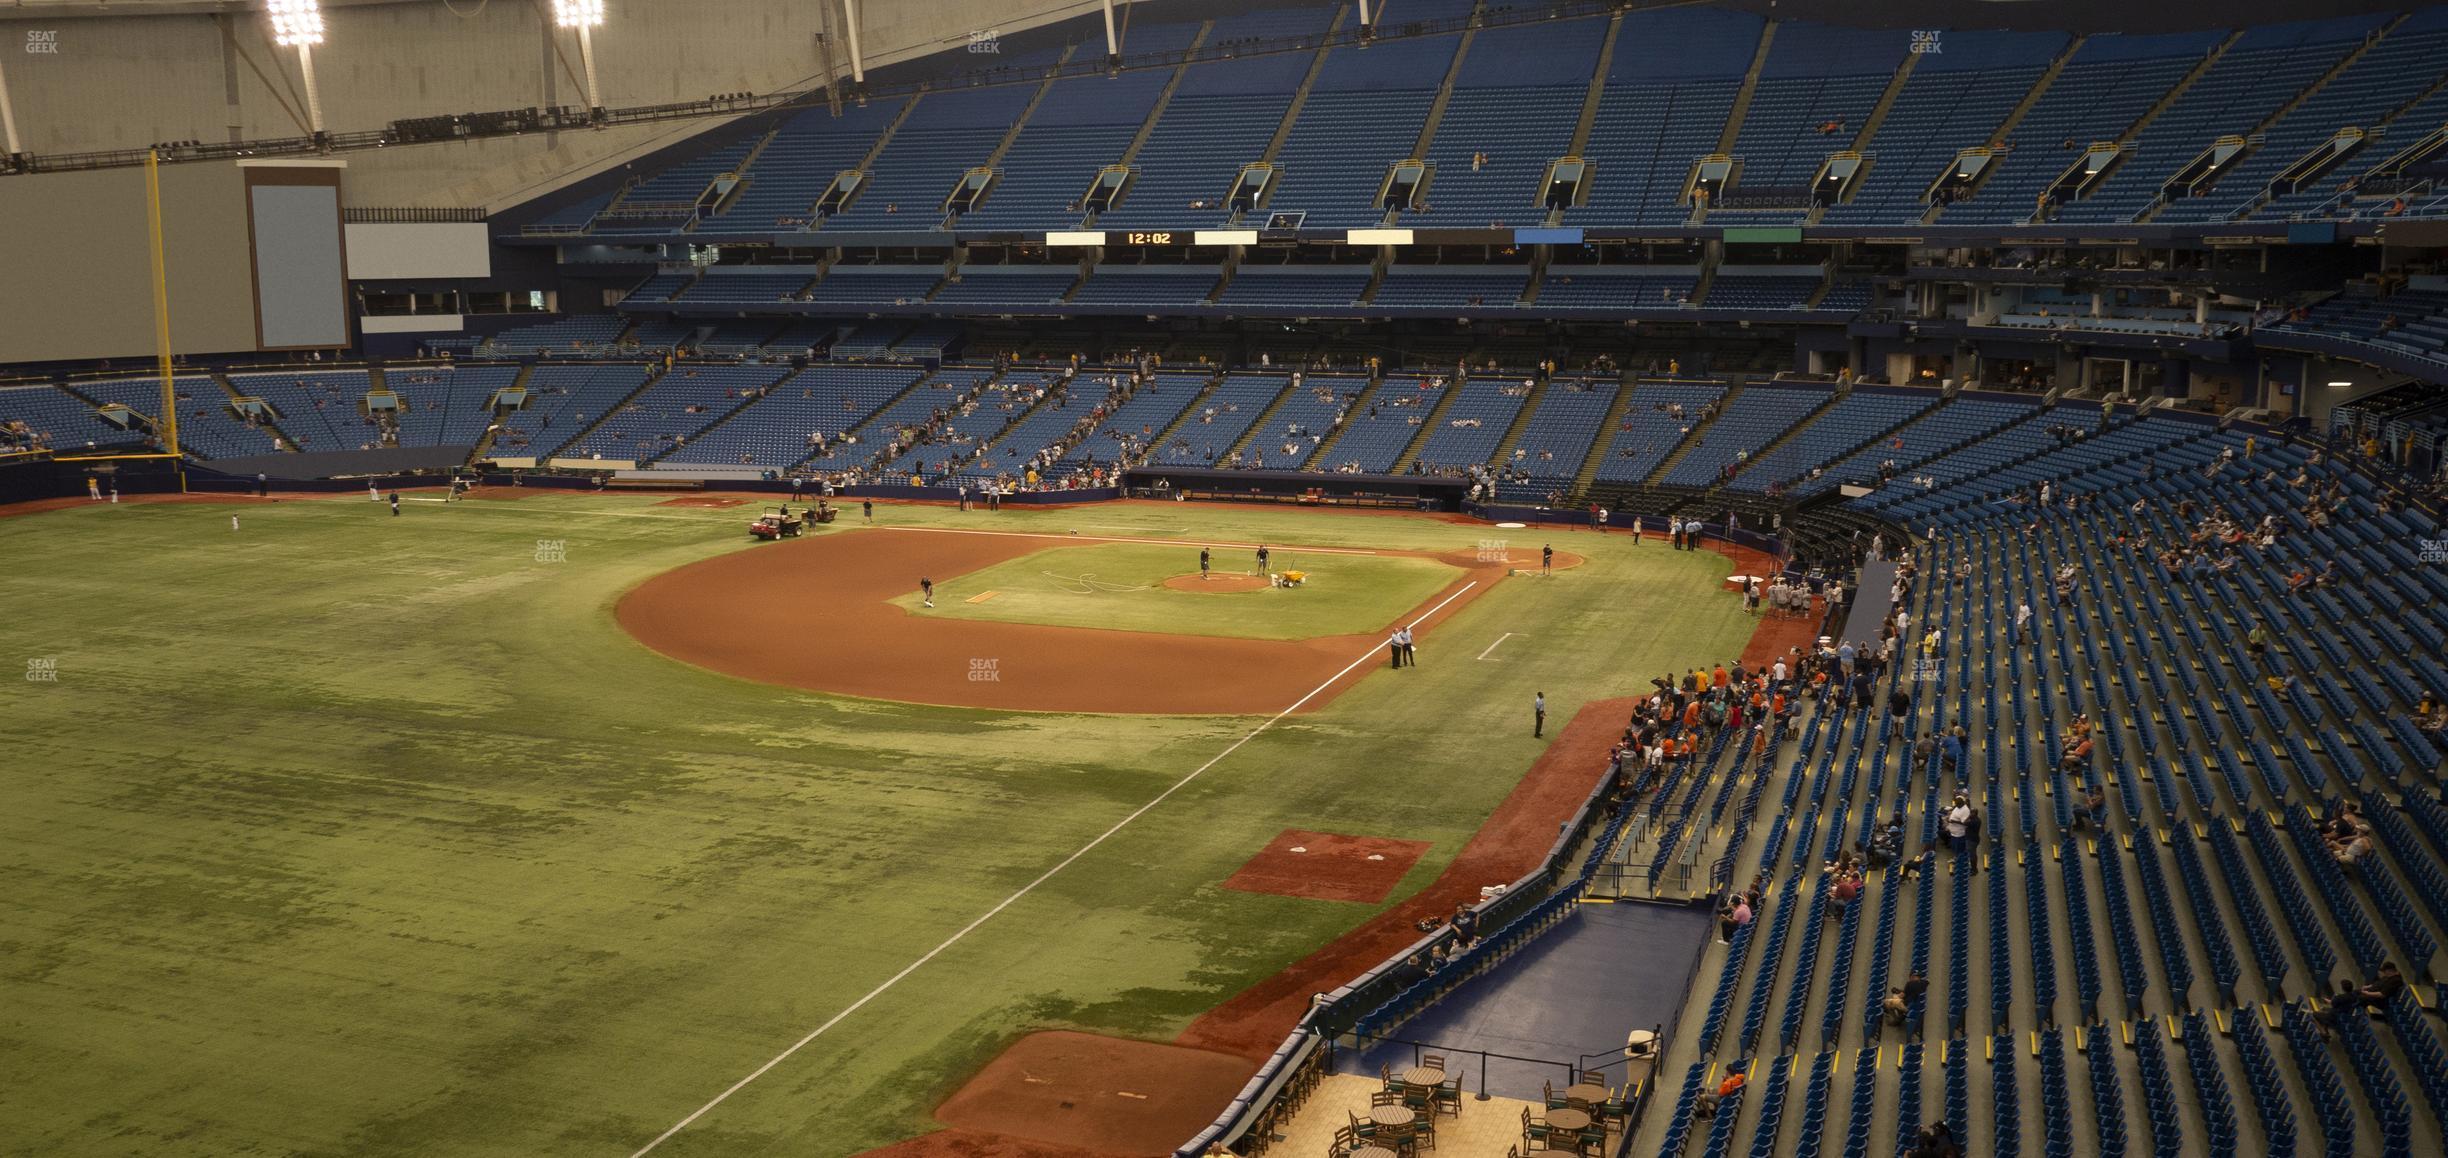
<box><xmin>0</xmin><ymin>490</ymin><xmax>1760</xmax><ymax>1158</ymax></box>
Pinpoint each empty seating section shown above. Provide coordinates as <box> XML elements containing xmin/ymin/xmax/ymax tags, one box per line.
<box><xmin>592</xmin><ymin>137</ymin><xmax>758</xmax><ymax>234</ymax></box>
<box><xmin>1070</xmin><ymin>266</ymin><xmax>1220</xmax><ymax>307</ymax></box>
<box><xmin>1817</xmin><ymin>282</ymin><xmax>1874</xmax><ymax>314</ymax></box>
<box><xmin>808</xmin><ymin>266</ymin><xmax>943</xmax><ymax>306</ymax></box>
<box><xmin>1539</xmin><ymin>268</ymin><xmax>1697</xmax><ymax>312</ymax></box>
<box><xmin>482</xmin><ymin>315</ymin><xmax>633</xmax><ymax>356</ymax></box>
<box><xmin>1574</xmin><ymin>8</ymin><xmax>1758</xmax><ymax>227</ymax></box>
<box><xmin>2168</xmin><ymin>11</ymin><xmax>2448</xmax><ymax>222</ymax></box>
<box><xmin>674</xmin><ymin>270</ymin><xmax>818</xmax><ymax>304</ymax></box>
<box><xmin>1217</xmin><ymin>266</ymin><xmax>1371</xmax><ymax>309</ymax></box>
<box><xmin>1371</xmin><ymin>265</ymin><xmax>1528</xmax><ymax>309</ymax></box>
<box><xmin>562</xmin><ymin>8</ymin><xmax>2448</xmax><ymax>233</ymax></box>
<box><xmin>1721</xmin><ymin>24</ymin><xmax>1910</xmax><ymax>213</ymax></box>
<box><xmin>1263</xmin><ymin>35</ymin><xmax>1461</xmax><ymax>229</ymax></box>
<box><xmin>696</xmin><ymin>322</ymin><xmax>786</xmax><ymax>357</ymax></box>
<box><xmin>1493</xmin><ymin>378</ymin><xmax>1617</xmax><ymax>498</ymax></box>
<box><xmin>957</xmin><ymin>69</ymin><xmax>1173</xmax><ymax>229</ymax></box>
<box><xmin>1823</xmin><ymin>31</ymin><xmax>2066</xmax><ymax>224</ymax></box>
<box><xmin>625</xmin><ymin>321</ymin><xmax>698</xmax><ymax>352</ymax></box>
<box><xmin>1704</xmin><ymin>275</ymin><xmax>1821</xmax><ymax>311</ymax></box>
<box><xmin>561</xmin><ymin>364</ymin><xmax>790</xmax><ymax>462</ymax></box>
<box><xmin>1094</xmin><ymin>51</ymin><xmax>1310</xmax><ymax>230</ymax></box>
<box><xmin>1728</xmin><ymin>388</ymin><xmax>1935</xmax><ymax>492</ymax></box>
<box><xmin>1242</xmin><ymin>375</ymin><xmax>1368</xmax><ymax>469</ymax></box>
<box><xmin>1315</xmin><ymin>381</ymin><xmax>1434</xmax><ymax>473</ymax></box>
<box><xmin>1061</xmin><ymin>372</ymin><xmax>1208</xmax><ymax>470</ymax></box>
<box><xmin>2059</xmin><ymin>17</ymin><xmax>2380</xmax><ymax>223</ymax></box>
<box><xmin>1410</xmin><ymin>379</ymin><xmax>1528</xmax><ymax>472</ymax></box>
<box><xmin>1155</xmin><ymin>374</ymin><xmax>1286</xmax><ymax>466</ymax></box>
<box><xmin>625</xmin><ymin>272</ymin><xmax>695</xmax><ymax>303</ymax></box>
<box><xmin>929</xmin><ymin>266</ymin><xmax>1080</xmax><ymax>306</ymax></box>
<box><xmin>381</xmin><ymin>365</ymin><xmax>518</xmax><ymax>447</ymax></box>
<box><xmin>824</xmin><ymin>87</ymin><xmax>1020</xmax><ymax>231</ymax></box>
<box><xmin>66</xmin><ymin>375</ymin><xmax>280</xmax><ymax>458</ymax></box>
<box><xmin>229</xmin><ymin>371</ymin><xmax>380</xmax><ymax>452</ymax></box>
<box><xmin>493</xmin><ymin>363</ymin><xmax>651</xmax><ymax>456</ymax></box>
<box><xmin>1660</xmin><ymin>385</ymin><xmax>1827</xmax><ymax>486</ymax></box>
<box><xmin>701</xmin><ymin>98</ymin><xmax>907</xmax><ymax>235</ymax></box>
<box><xmin>1792</xmin><ymin>395</ymin><xmax>2037</xmax><ymax>496</ymax></box>
<box><xmin>1408</xmin><ymin>17</ymin><xmax>1606</xmax><ymax>228</ymax></box>
<box><xmin>2271</xmin><ymin>285</ymin><xmax>2448</xmax><ymax>367</ymax></box>
<box><xmin>2</xmin><ymin>384</ymin><xmax>144</xmax><ymax>453</ymax></box>
<box><xmin>655</xmin><ymin>365</ymin><xmax>921</xmax><ymax>469</ymax></box>
<box><xmin>830</xmin><ymin>322</ymin><xmax>906</xmax><ymax>359</ymax></box>
<box><xmin>890</xmin><ymin>322</ymin><xmax>963</xmax><ymax>358</ymax></box>
<box><xmin>1941</xmin><ymin>31</ymin><xmax>2226</xmax><ymax>224</ymax></box>
<box><xmin>1593</xmin><ymin>382</ymin><xmax>1726</xmax><ymax>482</ymax></box>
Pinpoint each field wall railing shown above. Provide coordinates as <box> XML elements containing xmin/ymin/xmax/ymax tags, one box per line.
<box><xmin>1176</xmin><ymin>742</ymin><xmax>1659</xmax><ymax>1156</ymax></box>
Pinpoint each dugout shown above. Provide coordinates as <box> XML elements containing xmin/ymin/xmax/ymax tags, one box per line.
<box><xmin>1124</xmin><ymin>467</ymin><xmax>1467</xmax><ymax>511</ymax></box>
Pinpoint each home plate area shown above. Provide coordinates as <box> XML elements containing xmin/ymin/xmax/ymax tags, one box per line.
<box><xmin>1221</xmin><ymin>829</ymin><xmax>1432</xmax><ymax>904</ymax></box>
<box><xmin>931</xmin><ymin>1031</ymin><xmax>1258</xmax><ymax>1155</ymax></box>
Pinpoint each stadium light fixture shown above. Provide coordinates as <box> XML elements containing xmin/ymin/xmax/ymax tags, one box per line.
<box><xmin>553</xmin><ymin>0</ymin><xmax>606</xmax><ymax>29</ymax></box>
<box><xmin>268</xmin><ymin>0</ymin><xmax>324</xmax><ymax>47</ymax></box>
<box><xmin>267</xmin><ymin>0</ymin><xmax>328</xmax><ymax>137</ymax></box>
<box><xmin>553</xmin><ymin>0</ymin><xmax>608</xmax><ymax>116</ymax></box>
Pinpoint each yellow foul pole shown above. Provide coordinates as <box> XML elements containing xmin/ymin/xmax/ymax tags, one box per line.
<box><xmin>144</xmin><ymin>149</ymin><xmax>184</xmax><ymax>490</ymax></box>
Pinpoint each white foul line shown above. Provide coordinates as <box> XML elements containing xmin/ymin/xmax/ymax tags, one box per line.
<box><xmin>1476</xmin><ymin>632</ymin><xmax>1522</xmax><ymax>661</ymax></box>
<box><xmin>626</xmin><ymin>580</ymin><xmax>1482</xmax><ymax>1157</ymax></box>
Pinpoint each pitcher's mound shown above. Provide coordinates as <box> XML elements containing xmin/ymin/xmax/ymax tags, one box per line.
<box><xmin>656</xmin><ymin>496</ymin><xmax>748</xmax><ymax>508</ymax></box>
<box><xmin>1160</xmin><ymin>572</ymin><xmax>1271</xmax><ymax>593</ymax></box>
<box><xmin>1223</xmin><ymin>829</ymin><xmax>1432</xmax><ymax>903</ymax></box>
<box><xmin>934</xmin><ymin>1031</ymin><xmax>1256</xmax><ymax>1155</ymax></box>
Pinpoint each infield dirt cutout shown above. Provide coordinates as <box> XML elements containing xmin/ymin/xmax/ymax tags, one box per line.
<box><xmin>928</xmin><ymin>1032</ymin><xmax>1255</xmax><ymax>1156</ymax></box>
<box><xmin>616</xmin><ymin>528</ymin><xmax>1516</xmax><ymax>714</ymax></box>
<box><xmin>1222</xmin><ymin>829</ymin><xmax>1432</xmax><ymax>903</ymax></box>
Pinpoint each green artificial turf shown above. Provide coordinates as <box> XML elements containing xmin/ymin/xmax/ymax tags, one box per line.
<box><xmin>889</xmin><ymin>540</ymin><xmax>1463</xmax><ymax>639</ymax></box>
<box><xmin>0</xmin><ymin>494</ymin><xmax>1755</xmax><ymax>1158</ymax></box>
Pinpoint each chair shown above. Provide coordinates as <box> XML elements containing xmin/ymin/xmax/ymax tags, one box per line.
<box><xmin>1372</xmin><ymin>1089</ymin><xmax>1405</xmax><ymax>1108</ymax></box>
<box><xmin>1421</xmin><ymin>1053</ymin><xmax>1448</xmax><ymax>1072</ymax></box>
<box><xmin>1433</xmin><ymin>1075</ymin><xmax>1463</xmax><ymax>1118</ymax></box>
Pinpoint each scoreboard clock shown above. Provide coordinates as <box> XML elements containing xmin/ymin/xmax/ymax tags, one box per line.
<box><xmin>1121</xmin><ymin>231</ymin><xmax>1179</xmax><ymax>246</ymax></box>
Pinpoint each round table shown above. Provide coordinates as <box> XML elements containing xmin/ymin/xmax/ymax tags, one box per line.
<box><xmin>1350</xmin><ymin>1147</ymin><xmax>1399</xmax><ymax>1158</ymax></box>
<box><xmin>1564</xmin><ymin>1083</ymin><xmax>1609</xmax><ymax>1105</ymax></box>
<box><xmin>1369</xmin><ymin>1105</ymin><xmax>1416</xmax><ymax>1129</ymax></box>
<box><xmin>1545</xmin><ymin>1107</ymin><xmax>1593</xmax><ymax>1132</ymax></box>
<box><xmin>1400</xmin><ymin>1065</ymin><xmax>1445</xmax><ymax>1087</ymax></box>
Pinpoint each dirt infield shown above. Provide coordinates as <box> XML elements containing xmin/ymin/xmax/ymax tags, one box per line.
<box><xmin>1222</xmin><ymin>830</ymin><xmax>1433</xmax><ymax>904</ymax></box>
<box><xmin>655</xmin><ymin>495</ymin><xmax>748</xmax><ymax>508</ymax></box>
<box><xmin>1158</xmin><ymin>573</ymin><xmax>1271</xmax><ymax>594</ymax></box>
<box><xmin>930</xmin><ymin>1032</ymin><xmax>1256</xmax><ymax>1156</ymax></box>
<box><xmin>617</xmin><ymin>528</ymin><xmax>1510</xmax><ymax>715</ymax></box>
<box><xmin>1431</xmin><ymin>547</ymin><xmax>1584</xmax><ymax>572</ymax></box>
